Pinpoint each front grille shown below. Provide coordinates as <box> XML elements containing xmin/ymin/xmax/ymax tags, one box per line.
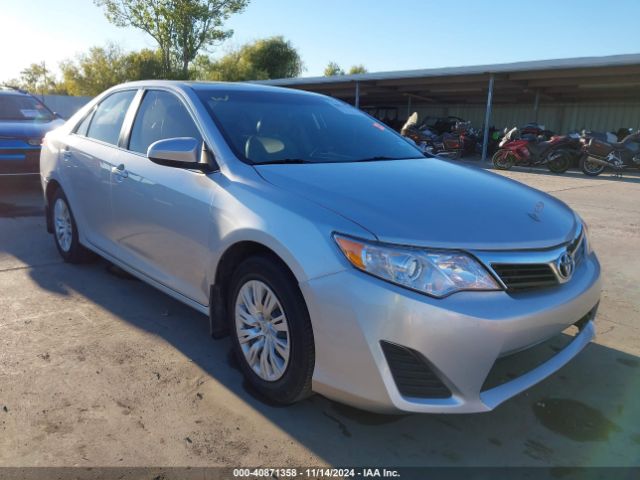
<box><xmin>380</xmin><ymin>341</ymin><xmax>451</xmax><ymax>399</ymax></box>
<box><xmin>491</xmin><ymin>263</ymin><xmax>558</xmax><ymax>291</ymax></box>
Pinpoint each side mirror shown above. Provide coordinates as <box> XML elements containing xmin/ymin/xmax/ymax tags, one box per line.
<box><xmin>147</xmin><ymin>137</ymin><xmax>214</xmax><ymax>171</ymax></box>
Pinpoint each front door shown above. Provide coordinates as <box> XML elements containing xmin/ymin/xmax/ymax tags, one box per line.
<box><xmin>108</xmin><ymin>89</ymin><xmax>214</xmax><ymax>305</ymax></box>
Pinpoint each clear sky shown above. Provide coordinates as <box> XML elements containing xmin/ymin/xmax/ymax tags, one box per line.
<box><xmin>2</xmin><ymin>0</ymin><xmax>640</xmax><ymax>81</ymax></box>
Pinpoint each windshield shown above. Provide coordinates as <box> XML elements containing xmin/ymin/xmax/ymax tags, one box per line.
<box><xmin>0</xmin><ymin>94</ymin><xmax>54</xmax><ymax>121</ymax></box>
<box><xmin>196</xmin><ymin>88</ymin><xmax>422</xmax><ymax>164</ymax></box>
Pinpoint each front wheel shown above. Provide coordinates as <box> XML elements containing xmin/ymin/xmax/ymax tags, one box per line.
<box><xmin>492</xmin><ymin>149</ymin><xmax>515</xmax><ymax>170</ymax></box>
<box><xmin>580</xmin><ymin>157</ymin><xmax>606</xmax><ymax>176</ymax></box>
<box><xmin>229</xmin><ymin>255</ymin><xmax>315</xmax><ymax>405</ymax></box>
<box><xmin>51</xmin><ymin>189</ymin><xmax>95</xmax><ymax>263</ymax></box>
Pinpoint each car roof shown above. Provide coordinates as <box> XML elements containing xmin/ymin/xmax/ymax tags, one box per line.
<box><xmin>113</xmin><ymin>79</ymin><xmax>322</xmax><ymax>97</ymax></box>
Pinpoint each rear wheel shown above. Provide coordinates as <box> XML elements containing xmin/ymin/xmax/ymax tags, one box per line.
<box><xmin>580</xmin><ymin>157</ymin><xmax>605</xmax><ymax>176</ymax></box>
<box><xmin>229</xmin><ymin>255</ymin><xmax>314</xmax><ymax>405</ymax></box>
<box><xmin>492</xmin><ymin>149</ymin><xmax>515</xmax><ymax>170</ymax></box>
<box><xmin>51</xmin><ymin>189</ymin><xmax>95</xmax><ymax>263</ymax></box>
<box><xmin>546</xmin><ymin>151</ymin><xmax>571</xmax><ymax>173</ymax></box>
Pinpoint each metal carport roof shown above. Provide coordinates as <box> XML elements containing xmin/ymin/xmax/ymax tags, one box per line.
<box><xmin>253</xmin><ymin>54</ymin><xmax>640</xmax><ymax>105</ymax></box>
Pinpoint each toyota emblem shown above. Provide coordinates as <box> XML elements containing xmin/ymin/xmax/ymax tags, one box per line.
<box><xmin>557</xmin><ymin>251</ymin><xmax>575</xmax><ymax>280</ymax></box>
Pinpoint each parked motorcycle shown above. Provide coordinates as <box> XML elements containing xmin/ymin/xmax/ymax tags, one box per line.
<box><xmin>492</xmin><ymin>127</ymin><xmax>576</xmax><ymax>173</ymax></box>
<box><xmin>579</xmin><ymin>130</ymin><xmax>640</xmax><ymax>176</ymax></box>
<box><xmin>401</xmin><ymin>113</ymin><xmax>464</xmax><ymax>159</ymax></box>
<box><xmin>453</xmin><ymin>120</ymin><xmax>479</xmax><ymax>156</ymax></box>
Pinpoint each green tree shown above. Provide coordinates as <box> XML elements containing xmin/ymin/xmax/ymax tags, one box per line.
<box><xmin>348</xmin><ymin>64</ymin><xmax>367</xmax><ymax>75</ymax></box>
<box><xmin>13</xmin><ymin>62</ymin><xmax>61</xmax><ymax>95</ymax></box>
<box><xmin>324</xmin><ymin>61</ymin><xmax>344</xmax><ymax>76</ymax></box>
<box><xmin>196</xmin><ymin>36</ymin><xmax>303</xmax><ymax>81</ymax></box>
<box><xmin>95</xmin><ymin>0</ymin><xmax>249</xmax><ymax>78</ymax></box>
<box><xmin>60</xmin><ymin>44</ymin><xmax>129</xmax><ymax>96</ymax></box>
<box><xmin>59</xmin><ymin>44</ymin><xmax>164</xmax><ymax>96</ymax></box>
<box><xmin>241</xmin><ymin>36</ymin><xmax>304</xmax><ymax>79</ymax></box>
<box><xmin>126</xmin><ymin>49</ymin><xmax>165</xmax><ymax>80</ymax></box>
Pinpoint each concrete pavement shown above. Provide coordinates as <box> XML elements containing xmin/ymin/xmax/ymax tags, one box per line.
<box><xmin>0</xmin><ymin>171</ymin><xmax>639</xmax><ymax>467</ymax></box>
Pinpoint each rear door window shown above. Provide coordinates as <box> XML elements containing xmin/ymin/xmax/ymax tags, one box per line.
<box><xmin>86</xmin><ymin>90</ymin><xmax>136</xmax><ymax>146</ymax></box>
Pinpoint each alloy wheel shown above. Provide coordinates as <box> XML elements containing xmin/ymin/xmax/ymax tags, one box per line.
<box><xmin>493</xmin><ymin>150</ymin><xmax>514</xmax><ymax>169</ymax></box>
<box><xmin>583</xmin><ymin>159</ymin><xmax>605</xmax><ymax>175</ymax></box>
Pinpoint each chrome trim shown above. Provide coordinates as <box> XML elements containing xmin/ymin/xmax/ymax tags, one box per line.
<box><xmin>473</xmin><ymin>225</ymin><xmax>584</xmax><ymax>288</ymax></box>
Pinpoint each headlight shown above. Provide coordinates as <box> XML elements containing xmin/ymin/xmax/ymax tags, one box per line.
<box><xmin>574</xmin><ymin>214</ymin><xmax>592</xmax><ymax>256</ymax></box>
<box><xmin>334</xmin><ymin>234</ymin><xmax>501</xmax><ymax>298</ymax></box>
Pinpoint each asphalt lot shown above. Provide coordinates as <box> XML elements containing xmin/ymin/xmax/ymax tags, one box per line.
<box><xmin>0</xmin><ymin>167</ymin><xmax>639</xmax><ymax>468</ymax></box>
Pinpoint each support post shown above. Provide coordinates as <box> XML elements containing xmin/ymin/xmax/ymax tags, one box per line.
<box><xmin>533</xmin><ymin>90</ymin><xmax>540</xmax><ymax>122</ymax></box>
<box><xmin>481</xmin><ymin>73</ymin><xmax>495</xmax><ymax>163</ymax></box>
<box><xmin>406</xmin><ymin>95</ymin><xmax>412</xmax><ymax>118</ymax></box>
<box><xmin>354</xmin><ymin>81</ymin><xmax>360</xmax><ymax>109</ymax></box>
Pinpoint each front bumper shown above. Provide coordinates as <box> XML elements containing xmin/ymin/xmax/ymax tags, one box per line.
<box><xmin>301</xmin><ymin>252</ymin><xmax>601</xmax><ymax>413</ymax></box>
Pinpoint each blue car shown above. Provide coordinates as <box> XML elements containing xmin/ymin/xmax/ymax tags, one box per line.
<box><xmin>0</xmin><ymin>87</ymin><xmax>64</xmax><ymax>177</ymax></box>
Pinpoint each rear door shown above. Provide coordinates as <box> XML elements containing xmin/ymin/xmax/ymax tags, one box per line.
<box><xmin>62</xmin><ymin>90</ymin><xmax>138</xmax><ymax>252</ymax></box>
<box><xmin>108</xmin><ymin>88</ymin><xmax>214</xmax><ymax>305</ymax></box>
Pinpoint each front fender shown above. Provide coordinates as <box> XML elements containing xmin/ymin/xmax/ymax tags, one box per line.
<box><xmin>206</xmin><ymin>176</ymin><xmax>376</xmax><ymax>286</ymax></box>
<box><xmin>203</xmin><ymin>177</ymin><xmax>375</xmax><ymax>338</ymax></box>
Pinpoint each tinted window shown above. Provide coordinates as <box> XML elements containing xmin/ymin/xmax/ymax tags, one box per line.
<box><xmin>0</xmin><ymin>94</ymin><xmax>54</xmax><ymax>121</ymax></box>
<box><xmin>86</xmin><ymin>90</ymin><xmax>136</xmax><ymax>145</ymax></box>
<box><xmin>129</xmin><ymin>90</ymin><xmax>201</xmax><ymax>154</ymax></box>
<box><xmin>196</xmin><ymin>88</ymin><xmax>421</xmax><ymax>165</ymax></box>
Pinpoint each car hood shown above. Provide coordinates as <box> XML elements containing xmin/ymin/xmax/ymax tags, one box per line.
<box><xmin>255</xmin><ymin>158</ymin><xmax>578</xmax><ymax>250</ymax></box>
<box><xmin>0</xmin><ymin>119</ymin><xmax>64</xmax><ymax>138</ymax></box>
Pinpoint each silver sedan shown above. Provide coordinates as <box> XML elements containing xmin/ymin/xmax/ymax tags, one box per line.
<box><xmin>40</xmin><ymin>81</ymin><xmax>601</xmax><ymax>413</ymax></box>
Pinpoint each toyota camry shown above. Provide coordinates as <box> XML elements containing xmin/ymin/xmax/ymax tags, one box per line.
<box><xmin>39</xmin><ymin>81</ymin><xmax>601</xmax><ymax>413</ymax></box>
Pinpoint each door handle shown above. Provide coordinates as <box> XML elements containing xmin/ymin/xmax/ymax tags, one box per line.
<box><xmin>111</xmin><ymin>164</ymin><xmax>129</xmax><ymax>179</ymax></box>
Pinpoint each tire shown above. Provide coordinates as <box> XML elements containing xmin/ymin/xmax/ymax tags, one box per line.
<box><xmin>492</xmin><ymin>149</ymin><xmax>514</xmax><ymax>170</ymax></box>
<box><xmin>228</xmin><ymin>254</ymin><xmax>314</xmax><ymax>405</ymax></box>
<box><xmin>580</xmin><ymin>157</ymin><xmax>606</xmax><ymax>177</ymax></box>
<box><xmin>546</xmin><ymin>151</ymin><xmax>571</xmax><ymax>174</ymax></box>
<box><xmin>50</xmin><ymin>189</ymin><xmax>95</xmax><ymax>263</ymax></box>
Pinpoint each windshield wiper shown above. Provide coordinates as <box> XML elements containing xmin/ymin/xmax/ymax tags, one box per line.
<box><xmin>253</xmin><ymin>158</ymin><xmax>313</xmax><ymax>165</ymax></box>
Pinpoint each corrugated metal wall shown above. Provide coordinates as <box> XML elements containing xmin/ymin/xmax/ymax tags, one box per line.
<box><xmin>407</xmin><ymin>102</ymin><xmax>640</xmax><ymax>133</ymax></box>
